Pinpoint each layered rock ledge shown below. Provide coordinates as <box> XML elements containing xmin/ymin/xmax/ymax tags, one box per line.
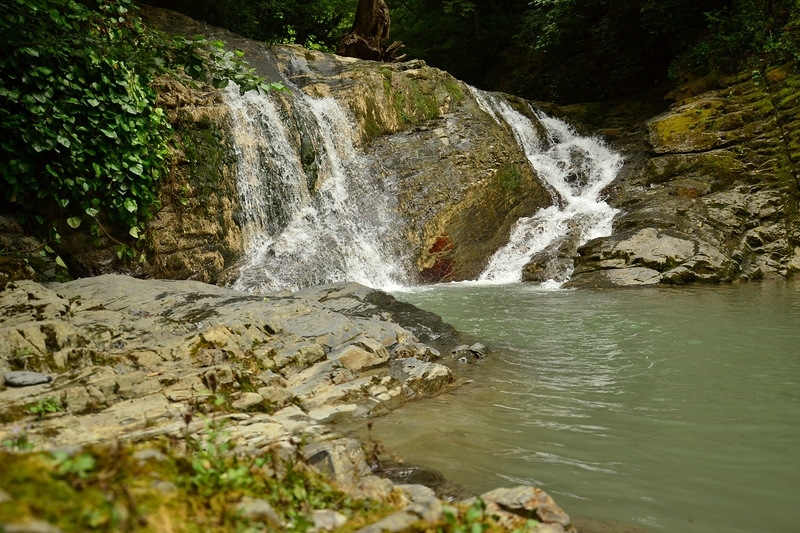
<box><xmin>0</xmin><ymin>275</ymin><xmax>574</xmax><ymax>532</ymax></box>
<box><xmin>555</xmin><ymin>65</ymin><xmax>800</xmax><ymax>288</ymax></box>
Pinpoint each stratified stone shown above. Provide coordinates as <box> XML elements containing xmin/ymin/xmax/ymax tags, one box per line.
<box><xmin>389</xmin><ymin>358</ymin><xmax>452</xmax><ymax>396</ymax></box>
<box><xmin>329</xmin><ymin>344</ymin><xmax>387</xmax><ymax>371</ymax></box>
<box><xmin>473</xmin><ymin>486</ymin><xmax>573</xmax><ymax>532</ymax></box>
<box><xmin>231</xmin><ymin>392</ymin><xmax>264</xmax><ymax>410</ymax></box>
<box><xmin>303</xmin><ymin>437</ymin><xmax>372</xmax><ymax>487</ymax></box>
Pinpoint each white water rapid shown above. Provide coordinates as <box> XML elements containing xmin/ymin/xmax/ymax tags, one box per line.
<box><xmin>472</xmin><ymin>89</ymin><xmax>623</xmax><ymax>285</ymax></box>
<box><xmin>224</xmin><ymin>84</ymin><xmax>408</xmax><ymax>293</ymax></box>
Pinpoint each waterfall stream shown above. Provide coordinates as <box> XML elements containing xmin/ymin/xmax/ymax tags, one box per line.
<box><xmin>224</xmin><ymin>83</ymin><xmax>408</xmax><ymax>293</ymax></box>
<box><xmin>472</xmin><ymin>89</ymin><xmax>623</xmax><ymax>285</ymax></box>
<box><xmin>222</xmin><ymin>74</ymin><xmax>622</xmax><ymax>292</ymax></box>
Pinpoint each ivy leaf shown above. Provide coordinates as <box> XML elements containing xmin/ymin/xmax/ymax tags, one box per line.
<box><xmin>123</xmin><ymin>198</ymin><xmax>137</xmax><ymax>213</ymax></box>
<box><xmin>55</xmin><ymin>256</ymin><xmax>68</xmax><ymax>269</ymax></box>
<box><xmin>128</xmin><ymin>225</ymin><xmax>140</xmax><ymax>238</ymax></box>
<box><xmin>67</xmin><ymin>217</ymin><xmax>81</xmax><ymax>229</ymax></box>
<box><xmin>85</xmin><ymin>207</ymin><xmax>99</xmax><ymax>217</ymax></box>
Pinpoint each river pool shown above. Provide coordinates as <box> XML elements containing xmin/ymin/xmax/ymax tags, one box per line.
<box><xmin>369</xmin><ymin>280</ymin><xmax>800</xmax><ymax>532</ymax></box>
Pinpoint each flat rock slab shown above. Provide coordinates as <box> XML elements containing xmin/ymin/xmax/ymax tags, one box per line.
<box><xmin>3</xmin><ymin>371</ymin><xmax>52</xmax><ymax>387</ymax></box>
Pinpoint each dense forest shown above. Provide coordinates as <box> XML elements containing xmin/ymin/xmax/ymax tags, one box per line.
<box><xmin>143</xmin><ymin>0</ymin><xmax>800</xmax><ymax>102</ymax></box>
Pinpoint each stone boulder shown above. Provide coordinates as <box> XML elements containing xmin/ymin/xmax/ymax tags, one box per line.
<box><xmin>557</xmin><ymin>65</ymin><xmax>800</xmax><ymax>287</ymax></box>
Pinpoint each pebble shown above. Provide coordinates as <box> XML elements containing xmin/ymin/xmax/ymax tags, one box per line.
<box><xmin>3</xmin><ymin>371</ymin><xmax>52</xmax><ymax>387</ymax></box>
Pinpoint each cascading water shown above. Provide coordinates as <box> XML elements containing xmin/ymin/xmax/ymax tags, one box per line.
<box><xmin>224</xmin><ymin>82</ymin><xmax>408</xmax><ymax>293</ymax></box>
<box><xmin>472</xmin><ymin>89</ymin><xmax>623</xmax><ymax>285</ymax></box>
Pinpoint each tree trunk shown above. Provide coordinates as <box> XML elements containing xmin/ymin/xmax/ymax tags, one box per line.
<box><xmin>337</xmin><ymin>0</ymin><xmax>405</xmax><ymax>62</ymax></box>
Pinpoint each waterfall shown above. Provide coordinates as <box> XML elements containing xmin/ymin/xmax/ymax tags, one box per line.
<box><xmin>472</xmin><ymin>89</ymin><xmax>623</xmax><ymax>285</ymax></box>
<box><xmin>224</xmin><ymin>83</ymin><xmax>408</xmax><ymax>293</ymax></box>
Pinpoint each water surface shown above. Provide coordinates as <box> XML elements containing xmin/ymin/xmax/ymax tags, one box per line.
<box><xmin>374</xmin><ymin>281</ymin><xmax>800</xmax><ymax>532</ymax></box>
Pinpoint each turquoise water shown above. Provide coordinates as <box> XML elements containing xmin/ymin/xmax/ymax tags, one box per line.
<box><xmin>373</xmin><ymin>281</ymin><xmax>800</xmax><ymax>532</ymax></box>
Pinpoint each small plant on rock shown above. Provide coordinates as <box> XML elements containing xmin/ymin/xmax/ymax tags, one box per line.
<box><xmin>2</xmin><ymin>425</ymin><xmax>34</xmax><ymax>451</ymax></box>
<box><xmin>27</xmin><ymin>397</ymin><xmax>63</xmax><ymax>418</ymax></box>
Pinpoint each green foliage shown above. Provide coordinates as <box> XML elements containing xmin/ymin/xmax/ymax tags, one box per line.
<box><xmin>442</xmin><ymin>499</ymin><xmax>494</xmax><ymax>533</ymax></box>
<box><xmin>675</xmin><ymin>0</ymin><xmax>800</xmax><ymax>76</ymax></box>
<box><xmin>27</xmin><ymin>397</ymin><xmax>64</xmax><ymax>418</ymax></box>
<box><xmin>52</xmin><ymin>450</ymin><xmax>98</xmax><ymax>480</ymax></box>
<box><xmin>179</xmin><ymin>420</ymin><xmax>369</xmax><ymax>532</ymax></box>
<box><xmin>143</xmin><ymin>0</ymin><xmax>355</xmax><ymax>50</ymax></box>
<box><xmin>2</xmin><ymin>425</ymin><xmax>34</xmax><ymax>451</ymax></box>
<box><xmin>388</xmin><ymin>0</ymin><xmax>530</xmax><ymax>88</ymax></box>
<box><xmin>0</xmin><ymin>0</ymin><xmax>277</xmax><ymax>265</ymax></box>
<box><xmin>511</xmin><ymin>0</ymin><xmax>800</xmax><ymax>102</ymax></box>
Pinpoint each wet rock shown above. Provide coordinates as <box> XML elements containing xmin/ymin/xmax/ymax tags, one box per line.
<box><xmin>396</xmin><ymin>483</ymin><xmax>436</xmax><ymax>502</ymax></box>
<box><xmin>562</xmin><ymin>67</ymin><xmax>800</xmax><ymax>287</ymax></box>
<box><xmin>376</xmin><ymin>460</ymin><xmax>474</xmax><ymax>502</ymax></box>
<box><xmin>473</xmin><ymin>486</ymin><xmax>574</xmax><ymax>532</ymax></box>
<box><xmin>467</xmin><ymin>343</ymin><xmax>487</xmax><ymax>358</ymax></box>
<box><xmin>3</xmin><ymin>371</ymin><xmax>52</xmax><ymax>387</ymax></box>
<box><xmin>449</xmin><ymin>343</ymin><xmax>487</xmax><ymax>362</ymax></box>
<box><xmin>303</xmin><ymin>437</ymin><xmax>372</xmax><ymax>487</ymax></box>
<box><xmin>389</xmin><ymin>358</ymin><xmax>452</xmax><ymax>396</ymax></box>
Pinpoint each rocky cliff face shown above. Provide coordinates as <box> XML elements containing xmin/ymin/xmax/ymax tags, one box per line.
<box><xmin>552</xmin><ymin>66</ymin><xmax>800</xmax><ymax>287</ymax></box>
<box><xmin>274</xmin><ymin>47</ymin><xmax>550</xmax><ymax>281</ymax></box>
<box><xmin>2</xmin><ymin>6</ymin><xmax>552</xmax><ymax>286</ymax></box>
<box><xmin>2</xmin><ymin>6</ymin><xmax>797</xmax><ymax>289</ymax></box>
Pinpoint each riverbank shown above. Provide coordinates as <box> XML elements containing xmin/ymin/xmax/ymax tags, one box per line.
<box><xmin>0</xmin><ymin>274</ymin><xmax>574</xmax><ymax>532</ymax></box>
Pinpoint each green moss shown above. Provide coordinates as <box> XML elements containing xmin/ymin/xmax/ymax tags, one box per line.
<box><xmin>379</xmin><ymin>67</ymin><xmax>393</xmax><ymax>95</ymax></box>
<box><xmin>443</xmin><ymin>78</ymin><xmax>465</xmax><ymax>104</ymax></box>
<box><xmin>171</xmin><ymin>110</ymin><xmax>236</xmax><ymax>216</ymax></box>
<box><xmin>652</xmin><ymin>106</ymin><xmax>714</xmax><ymax>142</ymax></box>
<box><xmin>497</xmin><ymin>164</ymin><xmax>522</xmax><ymax>190</ymax></box>
<box><xmin>393</xmin><ymin>90</ymin><xmax>409</xmax><ymax>123</ymax></box>
<box><xmin>0</xmin><ymin>428</ymin><xmax>401</xmax><ymax>533</ymax></box>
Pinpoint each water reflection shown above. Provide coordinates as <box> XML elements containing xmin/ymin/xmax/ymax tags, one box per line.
<box><xmin>366</xmin><ymin>281</ymin><xmax>800</xmax><ymax>533</ymax></box>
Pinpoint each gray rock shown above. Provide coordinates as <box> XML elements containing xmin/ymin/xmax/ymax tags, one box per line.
<box><xmin>355</xmin><ymin>497</ymin><xmax>442</xmax><ymax>533</ymax></box>
<box><xmin>303</xmin><ymin>437</ymin><xmax>372</xmax><ymax>486</ymax></box>
<box><xmin>467</xmin><ymin>343</ymin><xmax>487</xmax><ymax>358</ymax></box>
<box><xmin>3</xmin><ymin>371</ymin><xmax>52</xmax><ymax>387</ymax></box>
<box><xmin>473</xmin><ymin>485</ymin><xmax>573</xmax><ymax>531</ymax></box>
<box><xmin>390</xmin><ymin>358</ymin><xmax>452</xmax><ymax>396</ymax></box>
<box><xmin>235</xmin><ymin>496</ymin><xmax>282</xmax><ymax>526</ymax></box>
<box><xmin>231</xmin><ymin>392</ymin><xmax>264</xmax><ymax>410</ymax></box>
<box><xmin>396</xmin><ymin>483</ymin><xmax>436</xmax><ymax>502</ymax></box>
<box><xmin>329</xmin><ymin>344</ymin><xmax>388</xmax><ymax>371</ymax></box>
<box><xmin>312</xmin><ymin>509</ymin><xmax>347</xmax><ymax>531</ymax></box>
